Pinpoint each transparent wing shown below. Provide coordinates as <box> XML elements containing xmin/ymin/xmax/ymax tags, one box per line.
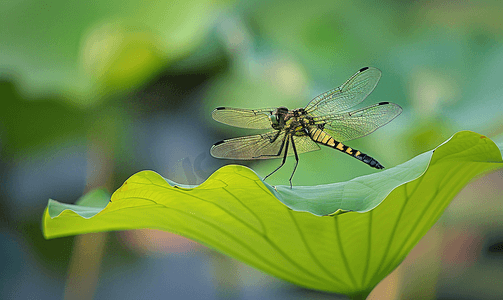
<box><xmin>313</xmin><ymin>102</ymin><xmax>402</xmax><ymax>142</ymax></box>
<box><xmin>211</xmin><ymin>107</ymin><xmax>275</xmax><ymax>129</ymax></box>
<box><xmin>304</xmin><ymin>67</ymin><xmax>382</xmax><ymax>116</ymax></box>
<box><xmin>210</xmin><ymin>131</ymin><xmax>320</xmax><ymax>160</ymax></box>
<box><xmin>291</xmin><ymin>135</ymin><xmax>321</xmax><ymax>155</ymax></box>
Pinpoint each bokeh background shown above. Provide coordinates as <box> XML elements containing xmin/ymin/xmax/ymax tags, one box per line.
<box><xmin>1</xmin><ymin>0</ymin><xmax>502</xmax><ymax>299</ymax></box>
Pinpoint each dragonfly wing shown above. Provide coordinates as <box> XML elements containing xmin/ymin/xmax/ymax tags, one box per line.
<box><xmin>212</xmin><ymin>107</ymin><xmax>274</xmax><ymax>129</ymax></box>
<box><xmin>305</xmin><ymin>67</ymin><xmax>382</xmax><ymax>116</ymax></box>
<box><xmin>211</xmin><ymin>131</ymin><xmax>320</xmax><ymax>160</ymax></box>
<box><xmin>314</xmin><ymin>102</ymin><xmax>402</xmax><ymax>142</ymax></box>
<box><xmin>211</xmin><ymin>130</ymin><xmax>286</xmax><ymax>160</ymax></box>
<box><xmin>290</xmin><ymin>135</ymin><xmax>321</xmax><ymax>155</ymax></box>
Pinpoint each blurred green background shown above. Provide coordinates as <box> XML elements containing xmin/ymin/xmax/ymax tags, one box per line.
<box><xmin>1</xmin><ymin>0</ymin><xmax>502</xmax><ymax>299</ymax></box>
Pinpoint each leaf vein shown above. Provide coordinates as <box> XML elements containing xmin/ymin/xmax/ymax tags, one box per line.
<box><xmin>334</xmin><ymin>216</ymin><xmax>358</xmax><ymax>287</ymax></box>
<box><xmin>287</xmin><ymin>210</ymin><xmax>346</xmax><ymax>286</ymax></box>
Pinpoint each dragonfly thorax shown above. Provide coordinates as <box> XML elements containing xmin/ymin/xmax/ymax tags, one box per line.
<box><xmin>286</xmin><ymin>109</ymin><xmax>312</xmax><ymax>136</ymax></box>
<box><xmin>268</xmin><ymin>106</ymin><xmax>314</xmax><ymax>135</ymax></box>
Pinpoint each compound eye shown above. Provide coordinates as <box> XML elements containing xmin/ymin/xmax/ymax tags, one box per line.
<box><xmin>269</xmin><ymin>114</ymin><xmax>279</xmax><ymax>125</ymax></box>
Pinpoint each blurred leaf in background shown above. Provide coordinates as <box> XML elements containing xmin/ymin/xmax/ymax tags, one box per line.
<box><xmin>0</xmin><ymin>0</ymin><xmax>229</xmax><ymax>105</ymax></box>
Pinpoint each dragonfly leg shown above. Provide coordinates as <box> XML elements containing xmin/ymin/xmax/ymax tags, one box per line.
<box><xmin>253</xmin><ymin>130</ymin><xmax>283</xmax><ymax>159</ymax></box>
<box><xmin>263</xmin><ymin>136</ymin><xmax>289</xmax><ymax>181</ymax></box>
<box><xmin>289</xmin><ymin>135</ymin><xmax>299</xmax><ymax>189</ymax></box>
<box><xmin>266</xmin><ymin>130</ymin><xmax>281</xmax><ymax>143</ymax></box>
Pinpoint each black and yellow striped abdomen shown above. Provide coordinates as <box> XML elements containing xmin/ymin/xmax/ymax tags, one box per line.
<box><xmin>309</xmin><ymin>128</ymin><xmax>384</xmax><ymax>169</ymax></box>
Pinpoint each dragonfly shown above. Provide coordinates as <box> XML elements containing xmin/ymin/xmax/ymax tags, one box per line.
<box><xmin>210</xmin><ymin>67</ymin><xmax>402</xmax><ymax>187</ymax></box>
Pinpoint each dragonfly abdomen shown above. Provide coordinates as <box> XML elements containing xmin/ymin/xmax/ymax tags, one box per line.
<box><xmin>309</xmin><ymin>128</ymin><xmax>384</xmax><ymax>169</ymax></box>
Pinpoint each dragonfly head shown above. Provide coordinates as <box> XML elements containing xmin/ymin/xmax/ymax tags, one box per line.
<box><xmin>270</xmin><ymin>107</ymin><xmax>289</xmax><ymax>129</ymax></box>
<box><xmin>276</xmin><ymin>106</ymin><xmax>289</xmax><ymax>114</ymax></box>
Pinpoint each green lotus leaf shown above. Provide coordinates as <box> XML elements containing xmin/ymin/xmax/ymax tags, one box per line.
<box><xmin>42</xmin><ymin>131</ymin><xmax>502</xmax><ymax>299</ymax></box>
